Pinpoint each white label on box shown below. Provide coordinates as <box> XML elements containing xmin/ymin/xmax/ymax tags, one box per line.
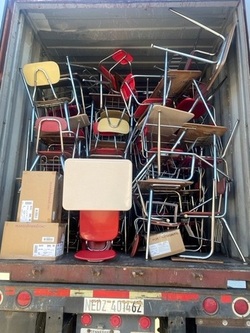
<box><xmin>20</xmin><ymin>200</ymin><xmax>33</xmax><ymax>222</ymax></box>
<box><xmin>42</xmin><ymin>236</ymin><xmax>55</xmax><ymax>243</ymax></box>
<box><xmin>149</xmin><ymin>240</ymin><xmax>171</xmax><ymax>257</ymax></box>
<box><xmin>55</xmin><ymin>242</ymin><xmax>64</xmax><ymax>256</ymax></box>
<box><xmin>33</xmin><ymin>208</ymin><xmax>40</xmax><ymax>220</ymax></box>
<box><xmin>33</xmin><ymin>244</ymin><xmax>56</xmax><ymax>257</ymax></box>
<box><xmin>33</xmin><ymin>243</ymin><xmax>64</xmax><ymax>257</ymax></box>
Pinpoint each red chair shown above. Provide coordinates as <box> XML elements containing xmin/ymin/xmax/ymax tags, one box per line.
<box><xmin>120</xmin><ymin>73</ymin><xmax>167</xmax><ymax>118</ymax></box>
<box><xmin>89</xmin><ymin>110</ymin><xmax>131</xmax><ymax>158</ymax></box>
<box><xmin>75</xmin><ymin>211</ymin><xmax>120</xmax><ymax>262</ymax></box>
<box><xmin>176</xmin><ymin>97</ymin><xmax>207</xmax><ymax>121</ymax></box>
<box><xmin>98</xmin><ymin>49</ymin><xmax>133</xmax><ymax>92</ymax></box>
<box><xmin>30</xmin><ymin>117</ymin><xmax>76</xmax><ymax>172</ymax></box>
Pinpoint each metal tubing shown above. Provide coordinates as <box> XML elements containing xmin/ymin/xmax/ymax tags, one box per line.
<box><xmin>220</xmin><ymin>217</ymin><xmax>247</xmax><ymax>264</ymax></box>
<box><xmin>145</xmin><ymin>188</ymin><xmax>153</xmax><ymax>260</ymax></box>
<box><xmin>169</xmin><ymin>8</ymin><xmax>225</xmax><ymax>41</ymax></box>
<box><xmin>221</xmin><ymin>119</ymin><xmax>240</xmax><ymax>158</ymax></box>
<box><xmin>193</xmin><ymin>79</ymin><xmax>216</xmax><ymax>125</ymax></box>
<box><xmin>151</xmin><ymin>44</ymin><xmax>216</xmax><ymax>65</ymax></box>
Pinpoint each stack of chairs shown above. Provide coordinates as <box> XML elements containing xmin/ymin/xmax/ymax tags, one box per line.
<box><xmin>18</xmin><ymin>9</ymin><xmax>246</xmax><ymax>264</ymax></box>
<box><xmin>88</xmin><ymin>49</ymin><xmax>134</xmax><ymax>158</ymax></box>
<box><xmin>128</xmin><ymin>9</ymin><xmax>245</xmax><ymax>263</ymax></box>
<box><xmin>20</xmin><ymin>57</ymin><xmax>90</xmax><ymax>173</ymax></box>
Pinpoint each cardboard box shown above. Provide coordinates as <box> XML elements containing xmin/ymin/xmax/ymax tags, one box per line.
<box><xmin>17</xmin><ymin>171</ymin><xmax>63</xmax><ymax>223</ymax></box>
<box><xmin>0</xmin><ymin>222</ymin><xmax>66</xmax><ymax>260</ymax></box>
<box><xmin>149</xmin><ymin>229</ymin><xmax>185</xmax><ymax>260</ymax></box>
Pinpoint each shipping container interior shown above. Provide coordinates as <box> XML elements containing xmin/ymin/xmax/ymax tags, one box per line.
<box><xmin>0</xmin><ymin>0</ymin><xmax>250</xmax><ymax>265</ymax></box>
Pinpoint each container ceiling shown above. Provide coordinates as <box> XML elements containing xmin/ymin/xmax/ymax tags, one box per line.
<box><xmin>20</xmin><ymin>0</ymin><xmax>239</xmax><ymax>77</ymax></box>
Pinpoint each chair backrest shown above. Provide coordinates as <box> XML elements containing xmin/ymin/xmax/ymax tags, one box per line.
<box><xmin>22</xmin><ymin>61</ymin><xmax>60</xmax><ymax>87</ymax></box>
<box><xmin>216</xmin><ymin>177</ymin><xmax>229</xmax><ymax>217</ymax></box>
<box><xmin>176</xmin><ymin>97</ymin><xmax>207</xmax><ymax>119</ymax></box>
<box><xmin>22</xmin><ymin>61</ymin><xmax>62</xmax><ymax>106</ymax></box>
<box><xmin>134</xmin><ymin>97</ymin><xmax>163</xmax><ymax>120</ymax></box>
<box><xmin>205</xmin><ymin>177</ymin><xmax>228</xmax><ymax>215</ymax></box>
<box><xmin>112</xmin><ymin>49</ymin><xmax>133</xmax><ymax>65</ymax></box>
<box><xmin>35</xmin><ymin>116</ymin><xmax>68</xmax><ymax>133</ymax></box>
<box><xmin>35</xmin><ymin>117</ymin><xmax>68</xmax><ymax>155</ymax></box>
<box><xmin>100</xmin><ymin>109</ymin><xmax>130</xmax><ymax>122</ymax></box>
<box><xmin>99</xmin><ymin>64</ymin><xmax>118</xmax><ymax>91</ymax></box>
<box><xmin>97</xmin><ymin>109</ymin><xmax>130</xmax><ymax>134</ymax></box>
<box><xmin>120</xmin><ymin>73</ymin><xmax>136</xmax><ymax>101</ymax></box>
<box><xmin>97</xmin><ymin>117</ymin><xmax>130</xmax><ymax>134</ymax></box>
<box><xmin>217</xmin><ymin>177</ymin><xmax>227</xmax><ymax>195</ymax></box>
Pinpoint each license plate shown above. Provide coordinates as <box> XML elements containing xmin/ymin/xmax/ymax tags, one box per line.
<box><xmin>81</xmin><ymin>329</ymin><xmax>120</xmax><ymax>333</ymax></box>
<box><xmin>84</xmin><ymin>297</ymin><xmax>144</xmax><ymax>315</ymax></box>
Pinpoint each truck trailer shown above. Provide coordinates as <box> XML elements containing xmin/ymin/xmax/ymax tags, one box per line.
<box><xmin>0</xmin><ymin>0</ymin><xmax>250</xmax><ymax>332</ymax></box>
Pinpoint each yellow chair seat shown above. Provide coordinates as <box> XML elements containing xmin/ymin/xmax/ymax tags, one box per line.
<box><xmin>97</xmin><ymin>117</ymin><xmax>130</xmax><ymax>134</ymax></box>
